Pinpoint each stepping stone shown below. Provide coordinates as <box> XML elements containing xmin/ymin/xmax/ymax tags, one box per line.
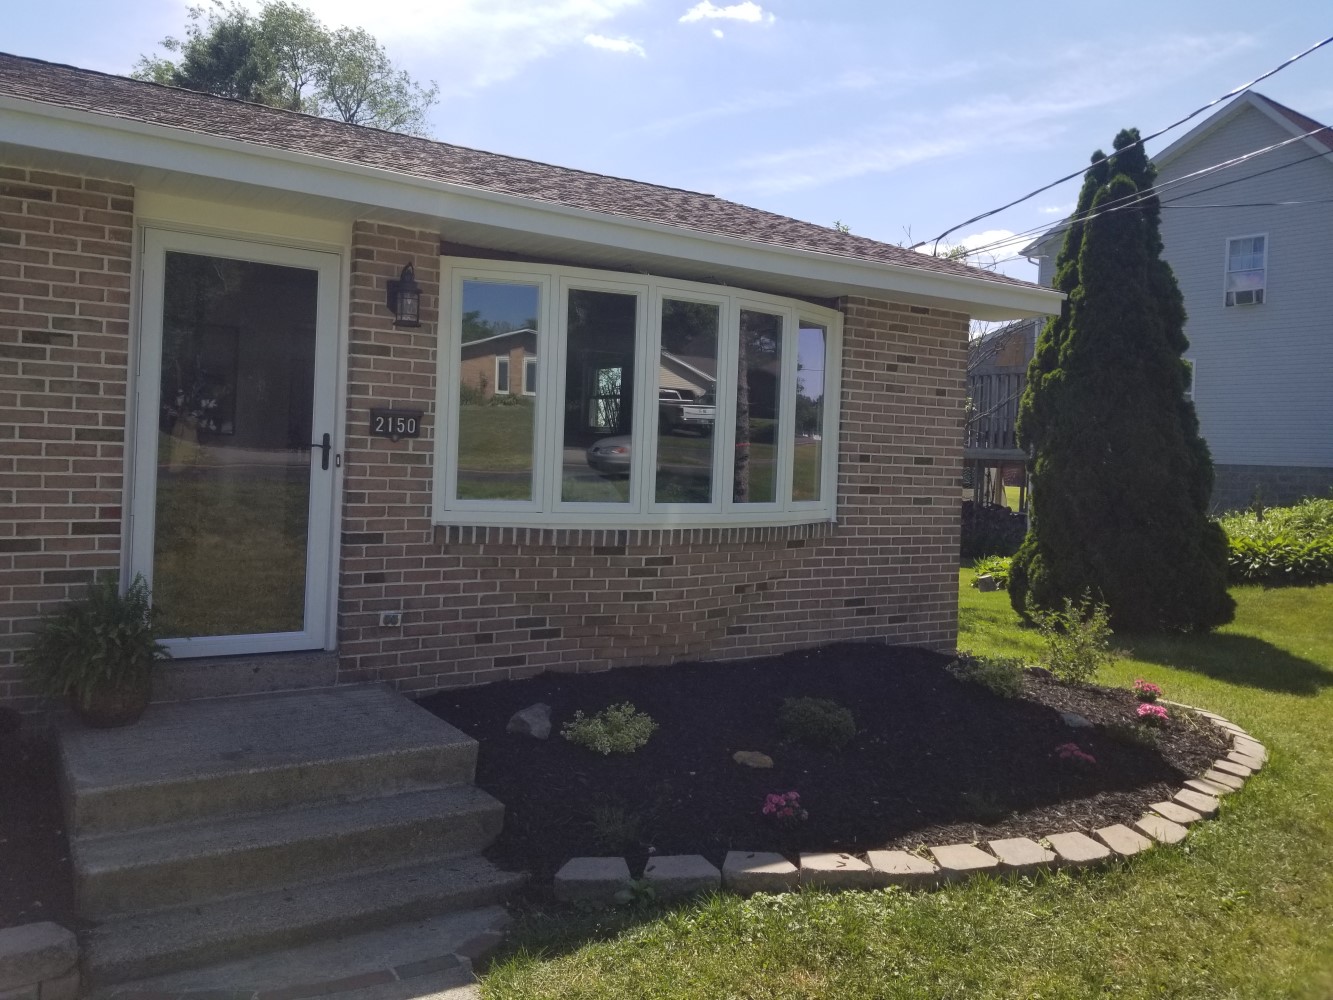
<box><xmin>1045</xmin><ymin>832</ymin><xmax>1111</xmax><ymax>868</ymax></box>
<box><xmin>865</xmin><ymin>850</ymin><xmax>940</xmax><ymax>890</ymax></box>
<box><xmin>1134</xmin><ymin>813</ymin><xmax>1189</xmax><ymax>845</ymax></box>
<box><xmin>1211</xmin><ymin>758</ymin><xmax>1251</xmax><ymax>778</ymax></box>
<box><xmin>986</xmin><ymin>837</ymin><xmax>1056</xmax><ymax>873</ymax></box>
<box><xmin>1227</xmin><ymin>750</ymin><xmax>1265</xmax><ymax>771</ymax></box>
<box><xmin>1202</xmin><ymin>768</ymin><xmax>1245</xmax><ymax>791</ymax></box>
<box><xmin>0</xmin><ymin>923</ymin><xmax>78</xmax><ymax>989</ymax></box>
<box><xmin>800</xmin><ymin>853</ymin><xmax>876</xmax><ymax>891</ymax></box>
<box><xmin>1150</xmin><ymin>800</ymin><xmax>1203</xmax><ymax>825</ymax></box>
<box><xmin>1184</xmin><ymin>777</ymin><xmax>1232</xmax><ymax>798</ymax></box>
<box><xmin>553</xmin><ymin>857</ymin><xmax>632</xmax><ymax>904</ymax></box>
<box><xmin>929</xmin><ymin>843</ymin><xmax>1000</xmax><ymax>882</ymax></box>
<box><xmin>1173</xmin><ymin>788</ymin><xmax>1220</xmax><ymax>817</ymax></box>
<box><xmin>1094</xmin><ymin>824</ymin><xmax>1154</xmax><ymax>857</ymax></box>
<box><xmin>643</xmin><ymin>855</ymin><xmax>721</xmax><ymax>899</ymax></box>
<box><xmin>721</xmin><ymin>852</ymin><xmax>798</xmax><ymax>896</ymax></box>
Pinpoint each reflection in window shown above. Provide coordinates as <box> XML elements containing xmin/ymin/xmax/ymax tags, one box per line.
<box><xmin>792</xmin><ymin>323</ymin><xmax>826</xmax><ymax>502</ymax></box>
<box><xmin>524</xmin><ymin>356</ymin><xmax>538</xmax><ymax>395</ymax></box>
<box><xmin>456</xmin><ymin>280</ymin><xmax>539</xmax><ymax>500</ymax></box>
<box><xmin>656</xmin><ymin>300</ymin><xmax>719</xmax><ymax>504</ymax></box>
<box><xmin>564</xmin><ymin>289</ymin><xmax>639</xmax><ymax>503</ymax></box>
<box><xmin>734</xmin><ymin>310</ymin><xmax>782</xmax><ymax>504</ymax></box>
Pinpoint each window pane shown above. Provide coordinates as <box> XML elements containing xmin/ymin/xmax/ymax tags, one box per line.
<box><xmin>524</xmin><ymin>357</ymin><xmax>538</xmax><ymax>394</ymax></box>
<box><xmin>564</xmin><ymin>289</ymin><xmax>639</xmax><ymax>503</ymax></box>
<box><xmin>655</xmin><ymin>300</ymin><xmax>719</xmax><ymax>504</ymax></box>
<box><xmin>734</xmin><ymin>309</ymin><xmax>782</xmax><ymax>504</ymax></box>
<box><xmin>456</xmin><ymin>280</ymin><xmax>539</xmax><ymax>500</ymax></box>
<box><xmin>792</xmin><ymin>323</ymin><xmax>826</xmax><ymax>502</ymax></box>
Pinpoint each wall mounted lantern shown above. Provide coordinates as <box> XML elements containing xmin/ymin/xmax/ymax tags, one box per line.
<box><xmin>386</xmin><ymin>262</ymin><xmax>421</xmax><ymax>328</ymax></box>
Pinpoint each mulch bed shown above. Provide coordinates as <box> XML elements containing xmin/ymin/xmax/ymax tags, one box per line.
<box><xmin>0</xmin><ymin>727</ymin><xmax>76</xmax><ymax>930</ymax></box>
<box><xmin>420</xmin><ymin>642</ymin><xmax>1230</xmax><ymax>883</ymax></box>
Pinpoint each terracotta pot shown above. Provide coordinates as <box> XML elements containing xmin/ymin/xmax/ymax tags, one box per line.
<box><xmin>71</xmin><ymin>674</ymin><xmax>152</xmax><ymax>728</ymax></box>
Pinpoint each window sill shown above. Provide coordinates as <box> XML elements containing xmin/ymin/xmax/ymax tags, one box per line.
<box><xmin>433</xmin><ymin>518</ymin><xmax>836</xmax><ymax>549</ymax></box>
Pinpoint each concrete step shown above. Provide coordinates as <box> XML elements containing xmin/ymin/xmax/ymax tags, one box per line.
<box><xmin>74</xmin><ymin>785</ymin><xmax>506</xmax><ymax>918</ymax></box>
<box><xmin>84</xmin><ymin>858</ymin><xmax>524</xmax><ymax>986</ymax></box>
<box><xmin>61</xmin><ymin>687</ymin><xmax>480</xmax><ymax>835</ymax></box>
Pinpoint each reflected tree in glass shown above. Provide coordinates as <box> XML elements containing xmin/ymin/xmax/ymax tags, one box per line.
<box><xmin>734</xmin><ymin>310</ymin><xmax>782</xmax><ymax>504</ymax></box>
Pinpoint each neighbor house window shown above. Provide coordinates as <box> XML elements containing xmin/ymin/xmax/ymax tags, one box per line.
<box><xmin>1225</xmin><ymin>235</ymin><xmax>1266</xmax><ymax>306</ymax></box>
<box><xmin>437</xmin><ymin>259</ymin><xmax>841</xmax><ymax>528</ymax></box>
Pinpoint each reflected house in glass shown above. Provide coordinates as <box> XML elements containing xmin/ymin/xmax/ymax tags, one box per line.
<box><xmin>0</xmin><ymin>52</ymin><xmax>1064</xmax><ymax>711</ymax></box>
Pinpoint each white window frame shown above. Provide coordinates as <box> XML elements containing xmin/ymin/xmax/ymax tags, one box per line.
<box><xmin>1223</xmin><ymin>233</ymin><xmax>1267</xmax><ymax>307</ymax></box>
<box><xmin>435</xmin><ymin>257</ymin><xmax>843</xmax><ymax>528</ymax></box>
<box><xmin>494</xmin><ymin>354</ymin><xmax>511</xmax><ymax>394</ymax></box>
<box><xmin>523</xmin><ymin>355</ymin><xmax>538</xmax><ymax>396</ymax></box>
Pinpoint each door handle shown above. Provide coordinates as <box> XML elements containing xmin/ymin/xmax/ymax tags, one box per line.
<box><xmin>311</xmin><ymin>432</ymin><xmax>331</xmax><ymax>471</ymax></box>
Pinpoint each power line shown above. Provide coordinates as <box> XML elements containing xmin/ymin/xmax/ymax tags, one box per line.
<box><xmin>914</xmin><ymin>32</ymin><xmax>1333</xmax><ymax>252</ymax></box>
<box><xmin>953</xmin><ymin>135</ymin><xmax>1333</xmax><ymax>260</ymax></box>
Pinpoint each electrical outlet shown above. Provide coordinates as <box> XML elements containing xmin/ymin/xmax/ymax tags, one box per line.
<box><xmin>379</xmin><ymin>611</ymin><xmax>403</xmax><ymax>627</ymax></box>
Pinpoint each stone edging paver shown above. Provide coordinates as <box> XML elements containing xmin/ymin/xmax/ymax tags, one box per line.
<box><xmin>552</xmin><ymin>704</ymin><xmax>1266</xmax><ymax>903</ymax></box>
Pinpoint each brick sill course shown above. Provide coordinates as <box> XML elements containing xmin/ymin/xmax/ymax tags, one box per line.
<box><xmin>434</xmin><ymin>520</ymin><xmax>837</xmax><ymax>549</ymax></box>
<box><xmin>553</xmin><ymin>704</ymin><xmax>1265</xmax><ymax>903</ymax></box>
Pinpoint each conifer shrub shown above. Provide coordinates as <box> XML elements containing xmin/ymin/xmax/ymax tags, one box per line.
<box><xmin>1010</xmin><ymin>130</ymin><xmax>1234</xmax><ymax>632</ymax></box>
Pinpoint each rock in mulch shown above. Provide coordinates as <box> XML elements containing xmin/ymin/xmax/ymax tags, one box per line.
<box><xmin>732</xmin><ymin>750</ymin><xmax>774</xmax><ymax>768</ymax></box>
<box><xmin>506</xmin><ymin>703</ymin><xmax>552</xmax><ymax>740</ymax></box>
<box><xmin>1060</xmin><ymin>712</ymin><xmax>1094</xmax><ymax>729</ymax></box>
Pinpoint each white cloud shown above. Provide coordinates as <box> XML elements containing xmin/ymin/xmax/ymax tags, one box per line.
<box><xmin>712</xmin><ymin>28</ymin><xmax>724</xmax><ymax>38</ymax></box>
<box><xmin>584</xmin><ymin>33</ymin><xmax>646</xmax><ymax>56</ymax></box>
<box><xmin>713</xmin><ymin>31</ymin><xmax>1256</xmax><ymax>197</ymax></box>
<box><xmin>679</xmin><ymin>1</ymin><xmax>774</xmax><ymax>25</ymax></box>
<box><xmin>248</xmin><ymin>0</ymin><xmax>644</xmax><ymax>95</ymax></box>
<box><xmin>1038</xmin><ymin>204</ymin><xmax>1073</xmax><ymax>215</ymax></box>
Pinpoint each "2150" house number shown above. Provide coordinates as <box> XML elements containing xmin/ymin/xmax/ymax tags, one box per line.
<box><xmin>369</xmin><ymin>408</ymin><xmax>422</xmax><ymax>441</ymax></box>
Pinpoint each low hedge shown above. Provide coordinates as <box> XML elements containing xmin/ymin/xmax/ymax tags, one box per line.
<box><xmin>1219</xmin><ymin>497</ymin><xmax>1333</xmax><ymax>585</ymax></box>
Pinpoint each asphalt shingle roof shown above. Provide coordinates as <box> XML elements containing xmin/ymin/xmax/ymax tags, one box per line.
<box><xmin>0</xmin><ymin>52</ymin><xmax>1036</xmax><ymax>290</ymax></box>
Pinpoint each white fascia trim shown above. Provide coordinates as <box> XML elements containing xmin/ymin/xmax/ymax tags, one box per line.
<box><xmin>0</xmin><ymin>97</ymin><xmax>1063</xmax><ymax>319</ymax></box>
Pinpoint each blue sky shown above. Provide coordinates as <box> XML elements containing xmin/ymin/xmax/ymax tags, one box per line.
<box><xmin>6</xmin><ymin>1</ymin><xmax>1332</xmax><ymax>282</ymax></box>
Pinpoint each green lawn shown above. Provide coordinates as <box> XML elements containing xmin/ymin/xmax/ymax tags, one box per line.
<box><xmin>480</xmin><ymin>574</ymin><xmax>1333</xmax><ymax>999</ymax></box>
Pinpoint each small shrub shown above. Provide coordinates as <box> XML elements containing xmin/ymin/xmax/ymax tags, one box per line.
<box><xmin>1106</xmin><ymin>720</ymin><xmax>1160</xmax><ymax>748</ymax></box>
<box><xmin>958</xmin><ymin>789</ymin><xmax>1008</xmax><ymax>823</ymax></box>
<box><xmin>562</xmin><ymin>702</ymin><xmax>658</xmax><ymax>755</ymax></box>
<box><xmin>961</xmin><ymin>500</ymin><xmax>1027</xmax><ymax>559</ymax></box>
<box><xmin>1032</xmin><ymin>594</ymin><xmax>1116</xmax><ymax>686</ymax></box>
<box><xmin>588</xmin><ymin>805</ymin><xmax>643</xmax><ymax>852</ymax></box>
<box><xmin>973</xmin><ymin>554</ymin><xmax>1013</xmax><ymax>589</ymax></box>
<box><xmin>1132</xmin><ymin>678</ymin><xmax>1163</xmax><ymax>702</ymax></box>
<box><xmin>948</xmin><ymin>652</ymin><xmax>1026</xmax><ymax>698</ymax></box>
<box><xmin>777</xmin><ymin>696</ymin><xmax>856</xmax><ymax>751</ymax></box>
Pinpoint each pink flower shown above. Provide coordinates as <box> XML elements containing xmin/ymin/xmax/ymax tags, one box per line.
<box><xmin>1132</xmin><ymin>679</ymin><xmax>1163</xmax><ymax>702</ymax></box>
<box><xmin>1137</xmin><ymin>703</ymin><xmax>1169</xmax><ymax>725</ymax></box>
<box><xmin>761</xmin><ymin>790</ymin><xmax>808</xmax><ymax>824</ymax></box>
<box><xmin>1056</xmin><ymin>742</ymin><xmax>1097</xmax><ymax>765</ymax></box>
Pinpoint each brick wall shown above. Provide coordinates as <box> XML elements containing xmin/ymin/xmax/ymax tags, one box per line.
<box><xmin>337</xmin><ymin>225</ymin><xmax>968</xmax><ymax>693</ymax></box>
<box><xmin>0</xmin><ymin>168</ymin><xmax>133</xmax><ymax>709</ymax></box>
<box><xmin>1212</xmin><ymin>463</ymin><xmax>1333</xmax><ymax>513</ymax></box>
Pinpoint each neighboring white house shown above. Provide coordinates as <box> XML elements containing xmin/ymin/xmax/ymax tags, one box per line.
<box><xmin>1024</xmin><ymin>91</ymin><xmax>1333</xmax><ymax>511</ymax></box>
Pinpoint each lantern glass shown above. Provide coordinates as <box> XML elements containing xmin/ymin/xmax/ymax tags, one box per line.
<box><xmin>389</xmin><ymin>263</ymin><xmax>422</xmax><ymax>328</ymax></box>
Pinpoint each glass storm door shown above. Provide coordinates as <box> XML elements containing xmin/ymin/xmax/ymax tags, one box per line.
<box><xmin>131</xmin><ymin>230</ymin><xmax>340</xmax><ymax>657</ymax></box>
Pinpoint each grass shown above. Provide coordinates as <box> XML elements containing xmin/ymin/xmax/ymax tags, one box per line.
<box><xmin>480</xmin><ymin>573</ymin><xmax>1333</xmax><ymax>999</ymax></box>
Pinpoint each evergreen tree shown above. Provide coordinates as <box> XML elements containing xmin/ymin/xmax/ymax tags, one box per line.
<box><xmin>1009</xmin><ymin>129</ymin><xmax>1234</xmax><ymax>631</ymax></box>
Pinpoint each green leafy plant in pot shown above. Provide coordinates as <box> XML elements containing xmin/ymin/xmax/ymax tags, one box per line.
<box><xmin>21</xmin><ymin>575</ymin><xmax>169</xmax><ymax>728</ymax></box>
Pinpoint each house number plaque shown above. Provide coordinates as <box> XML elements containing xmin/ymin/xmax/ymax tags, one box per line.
<box><xmin>369</xmin><ymin>408</ymin><xmax>422</xmax><ymax>441</ymax></box>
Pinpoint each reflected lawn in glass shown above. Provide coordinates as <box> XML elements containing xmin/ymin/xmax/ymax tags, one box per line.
<box><xmin>153</xmin><ymin>437</ymin><xmax>307</xmax><ymax>637</ymax></box>
<box><xmin>456</xmin><ymin>403</ymin><xmax>536</xmax><ymax>500</ymax></box>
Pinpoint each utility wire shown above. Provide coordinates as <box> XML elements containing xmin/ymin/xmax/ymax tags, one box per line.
<box><xmin>952</xmin><ymin>135</ymin><xmax>1333</xmax><ymax>260</ymax></box>
<box><xmin>914</xmin><ymin>32</ymin><xmax>1333</xmax><ymax>253</ymax></box>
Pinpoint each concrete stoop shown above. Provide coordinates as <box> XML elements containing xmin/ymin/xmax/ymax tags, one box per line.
<box><xmin>59</xmin><ymin>686</ymin><xmax>524</xmax><ymax>989</ymax></box>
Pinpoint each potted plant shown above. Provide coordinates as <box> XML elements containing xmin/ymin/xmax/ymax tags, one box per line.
<box><xmin>21</xmin><ymin>575</ymin><xmax>169</xmax><ymax>728</ymax></box>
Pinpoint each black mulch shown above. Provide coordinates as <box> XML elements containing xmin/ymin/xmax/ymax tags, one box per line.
<box><xmin>420</xmin><ymin>642</ymin><xmax>1230</xmax><ymax>883</ymax></box>
<box><xmin>0</xmin><ymin>729</ymin><xmax>75</xmax><ymax>930</ymax></box>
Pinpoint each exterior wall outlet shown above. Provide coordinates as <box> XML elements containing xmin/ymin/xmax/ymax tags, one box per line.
<box><xmin>379</xmin><ymin>611</ymin><xmax>403</xmax><ymax>627</ymax></box>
